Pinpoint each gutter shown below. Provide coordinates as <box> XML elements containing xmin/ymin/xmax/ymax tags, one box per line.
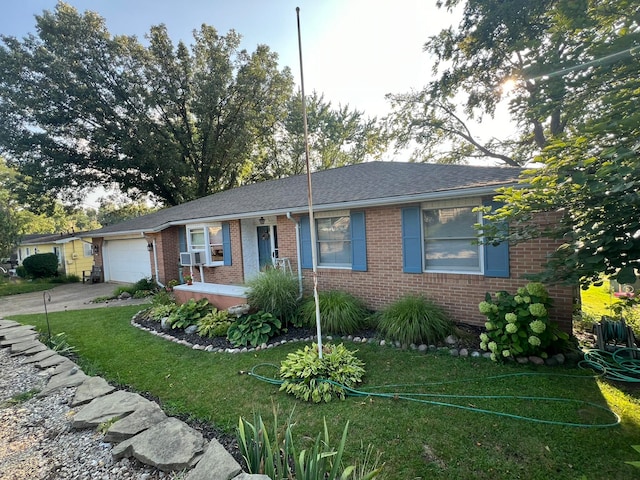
<box><xmin>286</xmin><ymin>212</ymin><xmax>304</xmax><ymax>300</ymax></box>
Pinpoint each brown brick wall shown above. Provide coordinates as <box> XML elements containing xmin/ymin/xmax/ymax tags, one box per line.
<box><xmin>180</xmin><ymin>220</ymin><xmax>245</xmax><ymax>285</ymax></box>
<box><xmin>277</xmin><ymin>207</ymin><xmax>575</xmax><ymax>333</ymax></box>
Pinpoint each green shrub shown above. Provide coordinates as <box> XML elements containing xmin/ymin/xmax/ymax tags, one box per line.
<box><xmin>133</xmin><ymin>277</ymin><xmax>158</xmax><ymax>292</ymax></box>
<box><xmin>378</xmin><ymin>295</ymin><xmax>453</xmax><ymax>346</ymax></box>
<box><xmin>300</xmin><ymin>291</ymin><xmax>368</xmax><ymax>335</ymax></box>
<box><xmin>168</xmin><ymin>298</ymin><xmax>212</xmax><ymax>329</ymax></box>
<box><xmin>246</xmin><ymin>268</ymin><xmax>300</xmax><ymax>325</ymax></box>
<box><xmin>148</xmin><ymin>303</ymin><xmax>177</xmax><ymax>321</ymax></box>
<box><xmin>478</xmin><ymin>282</ymin><xmax>569</xmax><ymax>361</ymax></box>
<box><xmin>227</xmin><ymin>311</ymin><xmax>282</xmax><ymax>347</ymax></box>
<box><xmin>15</xmin><ymin>265</ymin><xmax>27</xmax><ymax>278</ymax></box>
<box><xmin>197</xmin><ymin>309</ymin><xmax>232</xmax><ymax>338</ymax></box>
<box><xmin>49</xmin><ymin>274</ymin><xmax>81</xmax><ymax>284</ymax></box>
<box><xmin>237</xmin><ymin>408</ymin><xmax>383</xmax><ymax>480</ymax></box>
<box><xmin>280</xmin><ymin>343</ymin><xmax>366</xmax><ymax>403</ymax></box>
<box><xmin>22</xmin><ymin>253</ymin><xmax>59</xmax><ymax>279</ymax></box>
<box><xmin>151</xmin><ymin>290</ymin><xmax>174</xmax><ymax>306</ymax></box>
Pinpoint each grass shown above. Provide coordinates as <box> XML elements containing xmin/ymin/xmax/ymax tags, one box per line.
<box><xmin>6</xmin><ymin>305</ymin><xmax>640</xmax><ymax>479</ymax></box>
<box><xmin>0</xmin><ymin>277</ymin><xmax>57</xmax><ymax>296</ymax></box>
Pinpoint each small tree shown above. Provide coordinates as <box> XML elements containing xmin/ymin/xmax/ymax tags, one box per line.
<box><xmin>22</xmin><ymin>253</ymin><xmax>59</xmax><ymax>278</ymax></box>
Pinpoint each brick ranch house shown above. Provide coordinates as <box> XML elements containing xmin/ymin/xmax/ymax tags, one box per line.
<box><xmin>84</xmin><ymin>162</ymin><xmax>576</xmax><ymax>332</ymax></box>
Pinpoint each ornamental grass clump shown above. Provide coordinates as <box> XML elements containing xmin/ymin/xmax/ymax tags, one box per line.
<box><xmin>377</xmin><ymin>294</ymin><xmax>454</xmax><ymax>346</ymax></box>
<box><xmin>299</xmin><ymin>290</ymin><xmax>368</xmax><ymax>335</ymax></box>
<box><xmin>280</xmin><ymin>343</ymin><xmax>365</xmax><ymax>403</ymax></box>
<box><xmin>245</xmin><ymin>267</ymin><xmax>300</xmax><ymax>325</ymax></box>
<box><xmin>478</xmin><ymin>282</ymin><xmax>569</xmax><ymax>362</ymax></box>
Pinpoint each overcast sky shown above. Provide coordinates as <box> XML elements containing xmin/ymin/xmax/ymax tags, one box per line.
<box><xmin>0</xmin><ymin>0</ymin><xmax>461</xmax><ymax>119</ymax></box>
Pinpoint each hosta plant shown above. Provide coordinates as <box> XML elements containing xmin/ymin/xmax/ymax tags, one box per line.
<box><xmin>167</xmin><ymin>298</ymin><xmax>212</xmax><ymax>329</ymax></box>
<box><xmin>196</xmin><ymin>308</ymin><xmax>232</xmax><ymax>338</ymax></box>
<box><xmin>227</xmin><ymin>311</ymin><xmax>282</xmax><ymax>347</ymax></box>
<box><xmin>478</xmin><ymin>282</ymin><xmax>569</xmax><ymax>361</ymax></box>
<box><xmin>280</xmin><ymin>343</ymin><xmax>365</xmax><ymax>403</ymax></box>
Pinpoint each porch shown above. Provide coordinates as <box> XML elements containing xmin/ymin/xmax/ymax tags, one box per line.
<box><xmin>172</xmin><ymin>282</ymin><xmax>249</xmax><ymax>310</ymax></box>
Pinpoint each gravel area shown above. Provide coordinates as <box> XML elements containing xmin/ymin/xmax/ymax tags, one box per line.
<box><xmin>0</xmin><ymin>348</ymin><xmax>178</xmax><ymax>480</ymax></box>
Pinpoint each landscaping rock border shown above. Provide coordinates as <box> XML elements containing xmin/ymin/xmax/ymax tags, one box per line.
<box><xmin>131</xmin><ymin>311</ymin><xmax>583</xmax><ymax>366</ymax></box>
<box><xmin>0</xmin><ymin>318</ymin><xmax>265</xmax><ymax>479</ymax></box>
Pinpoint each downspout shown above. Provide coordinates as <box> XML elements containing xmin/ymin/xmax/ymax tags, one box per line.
<box><xmin>286</xmin><ymin>212</ymin><xmax>304</xmax><ymax>300</ymax></box>
<box><xmin>152</xmin><ymin>239</ymin><xmax>164</xmax><ymax>288</ymax></box>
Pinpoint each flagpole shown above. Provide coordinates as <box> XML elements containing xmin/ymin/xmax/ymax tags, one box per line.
<box><xmin>296</xmin><ymin>6</ymin><xmax>323</xmax><ymax>359</ymax></box>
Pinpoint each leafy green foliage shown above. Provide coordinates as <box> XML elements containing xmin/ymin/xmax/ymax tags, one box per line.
<box><xmin>147</xmin><ymin>303</ymin><xmax>177</xmax><ymax>322</ymax></box>
<box><xmin>22</xmin><ymin>253</ymin><xmax>59</xmax><ymax>279</ymax></box>
<box><xmin>10</xmin><ymin>306</ymin><xmax>640</xmax><ymax>479</ymax></box>
<box><xmin>387</xmin><ymin>0</ymin><xmax>638</xmax><ymax>166</ymax></box>
<box><xmin>196</xmin><ymin>308</ymin><xmax>232</xmax><ymax>338</ymax></box>
<box><xmin>478</xmin><ymin>283</ymin><xmax>569</xmax><ymax>362</ymax></box>
<box><xmin>39</xmin><ymin>331</ymin><xmax>77</xmax><ymax>355</ymax></box>
<box><xmin>237</xmin><ymin>408</ymin><xmax>383</xmax><ymax>480</ymax></box>
<box><xmin>246</xmin><ymin>268</ymin><xmax>300</xmax><ymax>325</ymax></box>
<box><xmin>0</xmin><ymin>3</ymin><xmax>295</xmax><ymax>205</ymax></box>
<box><xmin>300</xmin><ymin>290</ymin><xmax>368</xmax><ymax>335</ymax></box>
<box><xmin>280</xmin><ymin>343</ymin><xmax>366</xmax><ymax>403</ymax></box>
<box><xmin>168</xmin><ymin>299</ymin><xmax>212</xmax><ymax>329</ymax></box>
<box><xmin>151</xmin><ymin>290</ymin><xmax>174</xmax><ymax>306</ymax></box>
<box><xmin>227</xmin><ymin>311</ymin><xmax>282</xmax><ymax>347</ymax></box>
<box><xmin>377</xmin><ymin>295</ymin><xmax>454</xmax><ymax>346</ymax></box>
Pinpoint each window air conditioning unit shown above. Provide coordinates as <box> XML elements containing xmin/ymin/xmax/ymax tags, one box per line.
<box><xmin>180</xmin><ymin>251</ymin><xmax>204</xmax><ymax>266</ymax></box>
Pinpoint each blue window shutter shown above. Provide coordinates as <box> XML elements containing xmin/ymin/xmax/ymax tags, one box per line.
<box><xmin>483</xmin><ymin>202</ymin><xmax>509</xmax><ymax>278</ymax></box>
<box><xmin>299</xmin><ymin>215</ymin><xmax>313</xmax><ymax>269</ymax></box>
<box><xmin>178</xmin><ymin>226</ymin><xmax>187</xmax><ymax>252</ymax></box>
<box><xmin>222</xmin><ymin>222</ymin><xmax>232</xmax><ymax>266</ymax></box>
<box><xmin>402</xmin><ymin>206</ymin><xmax>423</xmax><ymax>274</ymax></box>
<box><xmin>350</xmin><ymin>211</ymin><xmax>367</xmax><ymax>271</ymax></box>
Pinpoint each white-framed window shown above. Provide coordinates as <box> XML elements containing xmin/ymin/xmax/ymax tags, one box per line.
<box><xmin>422</xmin><ymin>204</ymin><xmax>482</xmax><ymax>273</ymax></box>
<box><xmin>83</xmin><ymin>242</ymin><xmax>93</xmax><ymax>257</ymax></box>
<box><xmin>316</xmin><ymin>215</ymin><xmax>351</xmax><ymax>267</ymax></box>
<box><xmin>53</xmin><ymin>246</ymin><xmax>62</xmax><ymax>265</ymax></box>
<box><xmin>187</xmin><ymin>224</ymin><xmax>225</xmax><ymax>265</ymax></box>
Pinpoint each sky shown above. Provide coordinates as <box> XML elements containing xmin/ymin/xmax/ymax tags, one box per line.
<box><xmin>0</xmin><ymin>0</ymin><xmax>459</xmax><ymax>120</ymax></box>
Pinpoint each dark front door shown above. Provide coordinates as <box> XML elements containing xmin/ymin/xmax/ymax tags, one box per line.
<box><xmin>257</xmin><ymin>225</ymin><xmax>274</xmax><ymax>270</ymax></box>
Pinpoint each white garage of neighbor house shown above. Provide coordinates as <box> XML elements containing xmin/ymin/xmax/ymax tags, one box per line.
<box><xmin>102</xmin><ymin>237</ymin><xmax>152</xmax><ymax>283</ymax></box>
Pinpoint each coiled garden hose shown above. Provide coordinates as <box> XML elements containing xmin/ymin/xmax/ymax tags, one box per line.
<box><xmin>246</xmin><ymin>364</ymin><xmax>620</xmax><ymax>428</ymax></box>
<box><xmin>580</xmin><ymin>348</ymin><xmax>640</xmax><ymax>383</ymax></box>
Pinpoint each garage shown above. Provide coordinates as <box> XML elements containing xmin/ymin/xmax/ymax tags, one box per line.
<box><xmin>103</xmin><ymin>238</ymin><xmax>152</xmax><ymax>283</ymax></box>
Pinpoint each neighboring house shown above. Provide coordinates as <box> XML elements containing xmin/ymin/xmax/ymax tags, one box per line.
<box><xmin>17</xmin><ymin>233</ymin><xmax>95</xmax><ymax>278</ymax></box>
<box><xmin>84</xmin><ymin>162</ymin><xmax>575</xmax><ymax>331</ymax></box>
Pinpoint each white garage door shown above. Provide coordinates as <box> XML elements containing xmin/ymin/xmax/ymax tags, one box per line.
<box><xmin>103</xmin><ymin>238</ymin><xmax>152</xmax><ymax>283</ymax></box>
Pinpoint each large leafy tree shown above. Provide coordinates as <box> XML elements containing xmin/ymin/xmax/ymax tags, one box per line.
<box><xmin>471</xmin><ymin>1</ymin><xmax>640</xmax><ymax>286</ymax></box>
<box><xmin>0</xmin><ymin>2</ymin><xmax>294</xmax><ymax>206</ymax></box>
<box><xmin>248</xmin><ymin>91</ymin><xmax>388</xmax><ymax>181</ymax></box>
<box><xmin>0</xmin><ymin>158</ymin><xmax>21</xmax><ymax>257</ymax></box>
<box><xmin>387</xmin><ymin>0</ymin><xmax>638</xmax><ymax>166</ymax></box>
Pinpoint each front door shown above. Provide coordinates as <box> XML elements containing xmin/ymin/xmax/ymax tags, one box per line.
<box><xmin>257</xmin><ymin>225</ymin><xmax>278</xmax><ymax>270</ymax></box>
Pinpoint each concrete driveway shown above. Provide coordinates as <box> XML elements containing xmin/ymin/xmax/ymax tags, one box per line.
<box><xmin>0</xmin><ymin>282</ymin><xmax>151</xmax><ymax>318</ymax></box>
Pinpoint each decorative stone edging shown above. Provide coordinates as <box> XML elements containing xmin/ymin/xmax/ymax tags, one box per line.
<box><xmin>130</xmin><ymin>312</ymin><xmax>580</xmax><ymax>366</ymax></box>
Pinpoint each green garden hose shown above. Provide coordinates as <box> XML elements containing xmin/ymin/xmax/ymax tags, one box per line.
<box><xmin>580</xmin><ymin>347</ymin><xmax>640</xmax><ymax>383</ymax></box>
<box><xmin>246</xmin><ymin>364</ymin><xmax>620</xmax><ymax>428</ymax></box>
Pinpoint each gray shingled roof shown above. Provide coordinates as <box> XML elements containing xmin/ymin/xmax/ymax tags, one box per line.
<box><xmin>88</xmin><ymin>161</ymin><xmax>521</xmax><ymax>236</ymax></box>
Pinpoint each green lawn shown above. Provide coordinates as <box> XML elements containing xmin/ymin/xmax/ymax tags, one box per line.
<box><xmin>6</xmin><ymin>305</ymin><xmax>640</xmax><ymax>479</ymax></box>
<box><xmin>0</xmin><ymin>277</ymin><xmax>57</xmax><ymax>296</ymax></box>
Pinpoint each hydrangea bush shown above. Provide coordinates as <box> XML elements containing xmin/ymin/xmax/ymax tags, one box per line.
<box><xmin>478</xmin><ymin>282</ymin><xmax>569</xmax><ymax>362</ymax></box>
